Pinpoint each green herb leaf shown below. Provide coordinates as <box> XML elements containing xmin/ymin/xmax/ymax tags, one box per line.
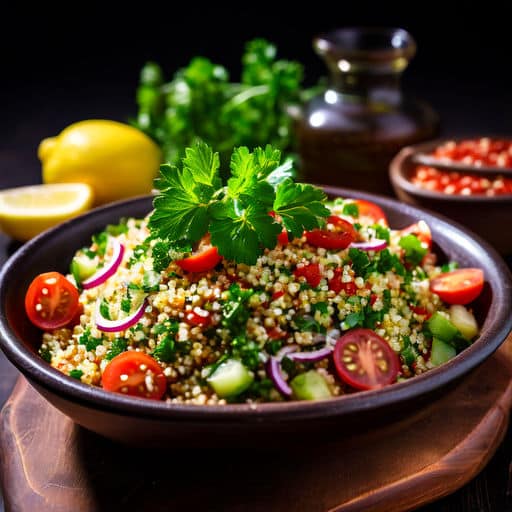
<box><xmin>99</xmin><ymin>298</ymin><xmax>111</xmax><ymax>320</ymax></box>
<box><xmin>69</xmin><ymin>369</ymin><xmax>83</xmax><ymax>380</ymax></box>
<box><xmin>210</xmin><ymin>199</ymin><xmax>281</xmax><ymax>265</ymax></box>
<box><xmin>273</xmin><ymin>179</ymin><xmax>329</xmax><ymax>238</ymax></box>
<box><xmin>349</xmin><ymin>248</ymin><xmax>370</xmax><ymax>277</ymax></box>
<box><xmin>106</xmin><ymin>338</ymin><xmax>128</xmax><ymax>360</ymax></box>
<box><xmin>342</xmin><ymin>203</ymin><xmax>359</xmax><ymax>217</ymax></box>
<box><xmin>153</xmin><ymin>335</ymin><xmax>176</xmax><ymax>362</ymax></box>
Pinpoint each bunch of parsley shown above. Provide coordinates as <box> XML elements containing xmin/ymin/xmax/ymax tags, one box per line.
<box><xmin>133</xmin><ymin>38</ymin><xmax>314</xmax><ymax>170</ymax></box>
<box><xmin>149</xmin><ymin>142</ymin><xmax>329</xmax><ymax>265</ymax></box>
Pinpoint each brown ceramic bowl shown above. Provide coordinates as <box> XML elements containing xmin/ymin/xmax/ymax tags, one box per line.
<box><xmin>1</xmin><ymin>190</ymin><xmax>511</xmax><ymax>446</ymax></box>
<box><xmin>389</xmin><ymin>138</ymin><xmax>512</xmax><ymax>254</ymax></box>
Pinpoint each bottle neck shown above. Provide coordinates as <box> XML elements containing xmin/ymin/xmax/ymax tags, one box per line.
<box><xmin>330</xmin><ymin>71</ymin><xmax>403</xmax><ymax>105</ymax></box>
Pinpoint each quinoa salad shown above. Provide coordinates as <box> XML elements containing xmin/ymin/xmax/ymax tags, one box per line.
<box><xmin>26</xmin><ymin>143</ymin><xmax>484</xmax><ymax>404</ymax></box>
<box><xmin>32</xmin><ymin>199</ymin><xmax>483</xmax><ymax>404</ymax></box>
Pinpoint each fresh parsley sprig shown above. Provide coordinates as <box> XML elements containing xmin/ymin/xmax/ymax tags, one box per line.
<box><xmin>149</xmin><ymin>142</ymin><xmax>329</xmax><ymax>265</ymax></box>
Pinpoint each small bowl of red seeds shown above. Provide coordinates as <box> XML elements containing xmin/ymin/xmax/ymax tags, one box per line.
<box><xmin>390</xmin><ymin>137</ymin><xmax>512</xmax><ymax>254</ymax></box>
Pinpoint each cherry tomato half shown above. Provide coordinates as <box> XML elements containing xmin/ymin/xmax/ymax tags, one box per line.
<box><xmin>430</xmin><ymin>268</ymin><xmax>484</xmax><ymax>305</ymax></box>
<box><xmin>294</xmin><ymin>263</ymin><xmax>322</xmax><ymax>288</ymax></box>
<box><xmin>305</xmin><ymin>216</ymin><xmax>356</xmax><ymax>250</ymax></box>
<box><xmin>186</xmin><ymin>307</ymin><xmax>212</xmax><ymax>328</ymax></box>
<box><xmin>399</xmin><ymin>220</ymin><xmax>432</xmax><ymax>248</ymax></box>
<box><xmin>328</xmin><ymin>268</ymin><xmax>357</xmax><ymax>295</ymax></box>
<box><xmin>333</xmin><ymin>328</ymin><xmax>400</xmax><ymax>390</ymax></box>
<box><xmin>25</xmin><ymin>272</ymin><xmax>80</xmax><ymax>330</ymax></box>
<box><xmin>101</xmin><ymin>351</ymin><xmax>167</xmax><ymax>400</ymax></box>
<box><xmin>353</xmin><ymin>199</ymin><xmax>388</xmax><ymax>226</ymax></box>
<box><xmin>176</xmin><ymin>243</ymin><xmax>222</xmax><ymax>273</ymax></box>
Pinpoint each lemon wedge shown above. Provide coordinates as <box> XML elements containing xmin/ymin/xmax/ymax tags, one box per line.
<box><xmin>0</xmin><ymin>183</ymin><xmax>93</xmax><ymax>241</ymax></box>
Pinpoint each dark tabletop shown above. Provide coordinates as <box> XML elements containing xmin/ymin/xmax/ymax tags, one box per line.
<box><xmin>2</xmin><ymin>9</ymin><xmax>512</xmax><ymax>508</ymax></box>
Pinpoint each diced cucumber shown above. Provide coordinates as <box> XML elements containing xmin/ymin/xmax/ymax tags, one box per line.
<box><xmin>427</xmin><ymin>312</ymin><xmax>458</xmax><ymax>342</ymax></box>
<box><xmin>431</xmin><ymin>337</ymin><xmax>456</xmax><ymax>367</ymax></box>
<box><xmin>449</xmin><ymin>305</ymin><xmax>479</xmax><ymax>341</ymax></box>
<box><xmin>207</xmin><ymin>359</ymin><xmax>253</xmax><ymax>398</ymax></box>
<box><xmin>70</xmin><ymin>254</ymin><xmax>97</xmax><ymax>282</ymax></box>
<box><xmin>290</xmin><ymin>370</ymin><xmax>332</xmax><ymax>400</ymax></box>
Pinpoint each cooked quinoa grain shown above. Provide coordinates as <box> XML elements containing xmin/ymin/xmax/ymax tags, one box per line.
<box><xmin>40</xmin><ymin>200</ymin><xmax>480</xmax><ymax>403</ymax></box>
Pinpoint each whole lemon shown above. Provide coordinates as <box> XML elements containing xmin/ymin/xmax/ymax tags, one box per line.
<box><xmin>39</xmin><ymin>120</ymin><xmax>161</xmax><ymax>205</ymax></box>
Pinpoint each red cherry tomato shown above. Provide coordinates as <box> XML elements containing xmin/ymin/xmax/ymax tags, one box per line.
<box><xmin>333</xmin><ymin>328</ymin><xmax>400</xmax><ymax>390</ymax></box>
<box><xmin>101</xmin><ymin>351</ymin><xmax>166</xmax><ymax>400</ymax></box>
<box><xmin>328</xmin><ymin>268</ymin><xmax>357</xmax><ymax>295</ymax></box>
<box><xmin>353</xmin><ymin>199</ymin><xmax>388</xmax><ymax>226</ymax></box>
<box><xmin>25</xmin><ymin>272</ymin><xmax>80</xmax><ymax>330</ymax></box>
<box><xmin>430</xmin><ymin>268</ymin><xmax>484</xmax><ymax>305</ymax></box>
<box><xmin>176</xmin><ymin>245</ymin><xmax>221</xmax><ymax>273</ymax></box>
<box><xmin>294</xmin><ymin>263</ymin><xmax>322</xmax><ymax>288</ymax></box>
<box><xmin>410</xmin><ymin>304</ymin><xmax>432</xmax><ymax>319</ymax></box>
<box><xmin>186</xmin><ymin>307</ymin><xmax>211</xmax><ymax>328</ymax></box>
<box><xmin>266</xmin><ymin>326</ymin><xmax>288</xmax><ymax>340</ymax></box>
<box><xmin>399</xmin><ymin>220</ymin><xmax>432</xmax><ymax>248</ymax></box>
<box><xmin>271</xmin><ymin>290</ymin><xmax>285</xmax><ymax>301</ymax></box>
<box><xmin>305</xmin><ymin>216</ymin><xmax>356</xmax><ymax>250</ymax></box>
<box><xmin>277</xmin><ymin>229</ymin><xmax>290</xmax><ymax>245</ymax></box>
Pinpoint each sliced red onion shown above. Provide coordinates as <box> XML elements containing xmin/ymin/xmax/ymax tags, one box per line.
<box><xmin>275</xmin><ymin>344</ymin><xmax>298</xmax><ymax>361</ymax></box>
<box><xmin>95</xmin><ymin>298</ymin><xmax>147</xmax><ymax>333</ymax></box>
<box><xmin>82</xmin><ymin>238</ymin><xmax>125</xmax><ymax>289</ymax></box>
<box><xmin>287</xmin><ymin>345</ymin><xmax>333</xmax><ymax>363</ymax></box>
<box><xmin>349</xmin><ymin>239</ymin><xmax>387</xmax><ymax>252</ymax></box>
<box><xmin>266</xmin><ymin>356</ymin><xmax>292</xmax><ymax>396</ymax></box>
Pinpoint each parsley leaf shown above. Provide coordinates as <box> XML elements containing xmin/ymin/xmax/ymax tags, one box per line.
<box><xmin>342</xmin><ymin>203</ymin><xmax>359</xmax><ymax>217</ymax></box>
<box><xmin>69</xmin><ymin>369</ymin><xmax>83</xmax><ymax>380</ymax></box>
<box><xmin>150</xmin><ymin>143</ymin><xmax>329</xmax><ymax>265</ymax></box>
<box><xmin>153</xmin><ymin>335</ymin><xmax>176</xmax><ymax>363</ymax></box>
<box><xmin>106</xmin><ymin>338</ymin><xmax>127</xmax><ymax>360</ymax></box>
<box><xmin>273</xmin><ymin>179</ymin><xmax>329</xmax><ymax>238</ymax></box>
<box><xmin>150</xmin><ymin>144</ymin><xmax>216</xmax><ymax>243</ymax></box>
<box><xmin>210</xmin><ymin>200</ymin><xmax>281</xmax><ymax>265</ymax></box>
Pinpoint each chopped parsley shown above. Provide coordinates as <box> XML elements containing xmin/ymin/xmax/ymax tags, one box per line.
<box><xmin>153</xmin><ymin>335</ymin><xmax>176</xmax><ymax>362</ymax></box>
<box><xmin>92</xmin><ymin>231</ymin><xmax>109</xmax><ymax>256</ymax></box>
<box><xmin>106</xmin><ymin>338</ymin><xmax>128</xmax><ymax>360</ymax></box>
<box><xmin>441</xmin><ymin>261</ymin><xmax>459</xmax><ymax>273</ymax></box>
<box><xmin>99</xmin><ymin>298</ymin><xmax>111</xmax><ymax>320</ymax></box>
<box><xmin>349</xmin><ymin>248</ymin><xmax>370</xmax><ymax>277</ymax></box>
<box><xmin>222</xmin><ymin>283</ymin><xmax>254</xmax><ymax>333</ymax></box>
<box><xmin>39</xmin><ymin>346</ymin><xmax>52</xmax><ymax>363</ymax></box>
<box><xmin>69</xmin><ymin>369</ymin><xmax>83</xmax><ymax>380</ymax></box>
<box><xmin>152</xmin><ymin>239</ymin><xmax>172</xmax><ymax>272</ymax></box>
<box><xmin>106</xmin><ymin>219</ymin><xmax>129</xmax><ymax>236</ymax></box>
<box><xmin>78</xmin><ymin>327</ymin><xmax>103</xmax><ymax>352</ymax></box>
<box><xmin>342</xmin><ymin>202</ymin><xmax>359</xmax><ymax>217</ymax></box>
<box><xmin>230</xmin><ymin>335</ymin><xmax>261</xmax><ymax>370</ymax></box>
<box><xmin>121</xmin><ymin>295</ymin><xmax>132</xmax><ymax>314</ymax></box>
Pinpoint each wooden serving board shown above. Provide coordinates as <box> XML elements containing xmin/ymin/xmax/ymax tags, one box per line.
<box><xmin>2</xmin><ymin>335</ymin><xmax>512</xmax><ymax>512</ymax></box>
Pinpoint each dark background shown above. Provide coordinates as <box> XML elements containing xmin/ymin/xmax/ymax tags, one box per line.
<box><xmin>2</xmin><ymin>4</ymin><xmax>512</xmax><ymax>189</ymax></box>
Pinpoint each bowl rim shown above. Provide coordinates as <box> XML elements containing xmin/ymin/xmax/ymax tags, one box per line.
<box><xmin>389</xmin><ymin>136</ymin><xmax>512</xmax><ymax>203</ymax></box>
<box><xmin>1</xmin><ymin>189</ymin><xmax>511</xmax><ymax>423</ymax></box>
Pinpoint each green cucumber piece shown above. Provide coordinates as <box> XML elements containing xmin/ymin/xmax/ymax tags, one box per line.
<box><xmin>449</xmin><ymin>305</ymin><xmax>479</xmax><ymax>341</ymax></box>
<box><xmin>290</xmin><ymin>370</ymin><xmax>332</xmax><ymax>400</ymax></box>
<box><xmin>70</xmin><ymin>254</ymin><xmax>97</xmax><ymax>282</ymax></box>
<box><xmin>207</xmin><ymin>359</ymin><xmax>253</xmax><ymax>398</ymax></box>
<box><xmin>427</xmin><ymin>312</ymin><xmax>458</xmax><ymax>342</ymax></box>
<box><xmin>431</xmin><ymin>337</ymin><xmax>456</xmax><ymax>366</ymax></box>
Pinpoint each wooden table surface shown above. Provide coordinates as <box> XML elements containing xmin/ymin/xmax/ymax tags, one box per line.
<box><xmin>2</xmin><ymin>86</ymin><xmax>512</xmax><ymax>511</ymax></box>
